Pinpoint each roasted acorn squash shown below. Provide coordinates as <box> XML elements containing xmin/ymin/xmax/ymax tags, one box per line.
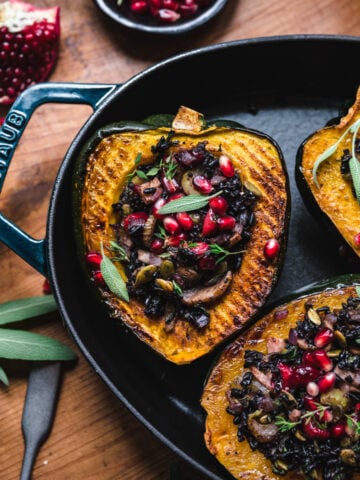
<box><xmin>296</xmin><ymin>86</ymin><xmax>360</xmax><ymax>257</ymax></box>
<box><xmin>201</xmin><ymin>274</ymin><xmax>360</xmax><ymax>480</ymax></box>
<box><xmin>73</xmin><ymin>106</ymin><xmax>290</xmax><ymax>364</ymax></box>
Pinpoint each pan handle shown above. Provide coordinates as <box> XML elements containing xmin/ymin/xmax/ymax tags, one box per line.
<box><xmin>0</xmin><ymin>82</ymin><xmax>117</xmax><ymax>276</ymax></box>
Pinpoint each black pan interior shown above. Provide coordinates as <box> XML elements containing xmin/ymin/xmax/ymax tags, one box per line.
<box><xmin>47</xmin><ymin>36</ymin><xmax>360</xmax><ymax>479</ymax></box>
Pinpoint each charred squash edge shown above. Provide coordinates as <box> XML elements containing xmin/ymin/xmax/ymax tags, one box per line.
<box><xmin>72</xmin><ymin>111</ymin><xmax>291</xmax><ymax>364</ymax></box>
<box><xmin>201</xmin><ymin>272</ymin><xmax>360</xmax><ymax>480</ymax></box>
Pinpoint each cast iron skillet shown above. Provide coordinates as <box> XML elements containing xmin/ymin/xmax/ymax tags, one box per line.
<box><xmin>0</xmin><ymin>35</ymin><xmax>359</xmax><ymax>480</ymax></box>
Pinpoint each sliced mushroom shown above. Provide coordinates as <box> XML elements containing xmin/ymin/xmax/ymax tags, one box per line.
<box><xmin>267</xmin><ymin>336</ymin><xmax>286</xmax><ymax>354</ymax></box>
<box><xmin>247</xmin><ymin>413</ymin><xmax>279</xmax><ymax>443</ymax></box>
<box><xmin>137</xmin><ymin>249</ymin><xmax>162</xmax><ymax>266</ymax></box>
<box><xmin>175</xmin><ymin>267</ymin><xmax>201</xmax><ymax>287</ymax></box>
<box><xmin>181</xmin><ymin>168</ymin><xmax>202</xmax><ymax>195</ymax></box>
<box><xmin>181</xmin><ymin>270</ymin><xmax>232</xmax><ymax>306</ymax></box>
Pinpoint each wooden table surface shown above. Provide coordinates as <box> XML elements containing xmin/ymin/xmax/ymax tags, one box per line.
<box><xmin>0</xmin><ymin>1</ymin><xmax>359</xmax><ymax>479</ymax></box>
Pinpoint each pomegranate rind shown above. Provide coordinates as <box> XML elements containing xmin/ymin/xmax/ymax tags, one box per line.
<box><xmin>201</xmin><ymin>276</ymin><xmax>360</xmax><ymax>480</ymax></box>
<box><xmin>0</xmin><ymin>0</ymin><xmax>60</xmax><ymax>105</ymax></box>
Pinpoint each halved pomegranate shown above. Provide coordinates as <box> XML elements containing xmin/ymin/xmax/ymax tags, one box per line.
<box><xmin>0</xmin><ymin>0</ymin><xmax>60</xmax><ymax>105</ymax></box>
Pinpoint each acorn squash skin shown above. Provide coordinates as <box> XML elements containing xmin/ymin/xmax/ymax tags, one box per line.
<box><xmin>296</xmin><ymin>86</ymin><xmax>360</xmax><ymax>257</ymax></box>
<box><xmin>73</xmin><ymin>108</ymin><xmax>290</xmax><ymax>365</ymax></box>
<box><xmin>201</xmin><ymin>274</ymin><xmax>360</xmax><ymax>480</ymax></box>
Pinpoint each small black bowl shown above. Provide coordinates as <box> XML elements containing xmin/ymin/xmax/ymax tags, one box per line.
<box><xmin>93</xmin><ymin>0</ymin><xmax>229</xmax><ymax>36</ymax></box>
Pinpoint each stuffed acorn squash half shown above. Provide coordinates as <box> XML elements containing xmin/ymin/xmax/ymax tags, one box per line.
<box><xmin>296</xmin><ymin>85</ymin><xmax>360</xmax><ymax>257</ymax></box>
<box><xmin>201</xmin><ymin>275</ymin><xmax>360</xmax><ymax>480</ymax></box>
<box><xmin>73</xmin><ymin>106</ymin><xmax>290</xmax><ymax>364</ymax></box>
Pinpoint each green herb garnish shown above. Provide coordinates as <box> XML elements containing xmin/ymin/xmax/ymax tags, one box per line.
<box><xmin>109</xmin><ymin>240</ymin><xmax>128</xmax><ymax>262</ymax></box>
<box><xmin>158</xmin><ymin>190</ymin><xmax>223</xmax><ymax>215</ymax></box>
<box><xmin>172</xmin><ymin>281</ymin><xmax>183</xmax><ymax>297</ymax></box>
<box><xmin>208</xmin><ymin>244</ymin><xmax>246</xmax><ymax>263</ymax></box>
<box><xmin>161</xmin><ymin>154</ymin><xmax>177</xmax><ymax>180</ymax></box>
<box><xmin>312</xmin><ymin>118</ymin><xmax>360</xmax><ymax>195</ymax></box>
<box><xmin>100</xmin><ymin>242</ymin><xmax>129</xmax><ymax>302</ymax></box>
<box><xmin>0</xmin><ymin>294</ymin><xmax>77</xmax><ymax>385</ymax></box>
<box><xmin>274</xmin><ymin>415</ymin><xmax>300</xmax><ymax>432</ymax></box>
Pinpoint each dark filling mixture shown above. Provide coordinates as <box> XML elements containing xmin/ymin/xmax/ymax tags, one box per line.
<box><xmin>226</xmin><ymin>296</ymin><xmax>360</xmax><ymax>480</ymax></box>
<box><xmin>89</xmin><ymin>133</ymin><xmax>258</xmax><ymax>331</ymax></box>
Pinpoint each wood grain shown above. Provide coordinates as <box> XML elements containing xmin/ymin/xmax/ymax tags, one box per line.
<box><xmin>0</xmin><ymin>0</ymin><xmax>359</xmax><ymax>478</ymax></box>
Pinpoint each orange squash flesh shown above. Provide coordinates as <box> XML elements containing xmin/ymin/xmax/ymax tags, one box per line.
<box><xmin>79</xmin><ymin>107</ymin><xmax>290</xmax><ymax>364</ymax></box>
<box><xmin>298</xmin><ymin>86</ymin><xmax>360</xmax><ymax>256</ymax></box>
<box><xmin>201</xmin><ymin>282</ymin><xmax>360</xmax><ymax>480</ymax></box>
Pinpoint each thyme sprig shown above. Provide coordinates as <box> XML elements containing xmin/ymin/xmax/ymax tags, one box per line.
<box><xmin>274</xmin><ymin>415</ymin><xmax>300</xmax><ymax>432</ymax></box>
<box><xmin>312</xmin><ymin>118</ymin><xmax>360</xmax><ymax>197</ymax></box>
<box><xmin>274</xmin><ymin>403</ymin><xmax>331</xmax><ymax>432</ymax></box>
<box><xmin>208</xmin><ymin>244</ymin><xmax>246</xmax><ymax>263</ymax></box>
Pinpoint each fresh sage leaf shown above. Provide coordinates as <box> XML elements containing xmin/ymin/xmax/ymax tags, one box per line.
<box><xmin>355</xmin><ymin>286</ymin><xmax>360</xmax><ymax>298</ymax></box>
<box><xmin>0</xmin><ymin>365</ymin><xmax>9</xmax><ymax>386</ymax></box>
<box><xmin>100</xmin><ymin>242</ymin><xmax>129</xmax><ymax>302</ymax></box>
<box><xmin>158</xmin><ymin>190</ymin><xmax>222</xmax><ymax>215</ymax></box>
<box><xmin>349</xmin><ymin>156</ymin><xmax>360</xmax><ymax>203</ymax></box>
<box><xmin>0</xmin><ymin>328</ymin><xmax>76</xmax><ymax>361</ymax></box>
<box><xmin>312</xmin><ymin>118</ymin><xmax>360</xmax><ymax>187</ymax></box>
<box><xmin>0</xmin><ymin>295</ymin><xmax>57</xmax><ymax>326</ymax></box>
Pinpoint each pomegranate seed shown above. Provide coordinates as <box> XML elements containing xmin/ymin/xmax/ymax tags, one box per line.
<box><xmin>93</xmin><ymin>270</ymin><xmax>104</xmax><ymax>285</ymax></box>
<box><xmin>163</xmin><ymin>216</ymin><xmax>181</xmax><ymax>235</ymax></box>
<box><xmin>157</xmin><ymin>8</ymin><xmax>181</xmax><ymax>22</ymax></box>
<box><xmin>42</xmin><ymin>278</ymin><xmax>51</xmax><ymax>294</ymax></box>
<box><xmin>303</xmin><ymin>395</ymin><xmax>318</xmax><ymax>411</ymax></box>
<box><xmin>162</xmin><ymin>0</ymin><xmax>179</xmax><ymax>10</ymax></box>
<box><xmin>168</xmin><ymin>192</ymin><xmax>184</xmax><ymax>202</ymax></box>
<box><xmin>264</xmin><ymin>238</ymin><xmax>280</xmax><ymax>259</ymax></box>
<box><xmin>189</xmin><ymin>241</ymin><xmax>209</xmax><ymax>255</ymax></box>
<box><xmin>192</xmin><ymin>175</ymin><xmax>213</xmax><ymax>194</ymax></box>
<box><xmin>302</xmin><ymin>419</ymin><xmax>330</xmax><ymax>440</ymax></box>
<box><xmin>130</xmin><ymin>1</ymin><xmax>148</xmax><ymax>13</ymax></box>
<box><xmin>306</xmin><ymin>381</ymin><xmax>320</xmax><ymax>397</ymax></box>
<box><xmin>278</xmin><ymin>363</ymin><xmax>320</xmax><ymax>389</ymax></box>
<box><xmin>217</xmin><ymin>215</ymin><xmax>236</xmax><ymax>231</ymax></box>
<box><xmin>317</xmin><ymin>372</ymin><xmax>336</xmax><ymax>393</ymax></box>
<box><xmin>123</xmin><ymin>212</ymin><xmax>148</xmax><ymax>231</ymax></box>
<box><xmin>331</xmin><ymin>421</ymin><xmax>346</xmax><ymax>438</ymax></box>
<box><xmin>150</xmin><ymin>238</ymin><xmax>164</xmax><ymax>253</ymax></box>
<box><xmin>218</xmin><ymin>155</ymin><xmax>235</xmax><ymax>178</ymax></box>
<box><xmin>166</xmin><ymin>232</ymin><xmax>186</xmax><ymax>247</ymax></box>
<box><xmin>85</xmin><ymin>251</ymin><xmax>102</xmax><ymax>267</ymax></box>
<box><xmin>176</xmin><ymin>212</ymin><xmax>194</xmax><ymax>230</ymax></box>
<box><xmin>316</xmin><ymin>408</ymin><xmax>333</xmax><ymax>423</ymax></box>
<box><xmin>314</xmin><ymin>327</ymin><xmax>334</xmax><ymax>348</ymax></box>
<box><xmin>354</xmin><ymin>233</ymin><xmax>360</xmax><ymax>246</ymax></box>
<box><xmin>303</xmin><ymin>349</ymin><xmax>333</xmax><ymax>372</ymax></box>
<box><xmin>152</xmin><ymin>197</ymin><xmax>167</xmax><ymax>219</ymax></box>
<box><xmin>209</xmin><ymin>196</ymin><xmax>228</xmax><ymax>215</ymax></box>
<box><xmin>355</xmin><ymin>403</ymin><xmax>360</xmax><ymax>413</ymax></box>
<box><xmin>202</xmin><ymin>208</ymin><xmax>217</xmax><ymax>237</ymax></box>
<box><xmin>178</xmin><ymin>4</ymin><xmax>198</xmax><ymax>15</ymax></box>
